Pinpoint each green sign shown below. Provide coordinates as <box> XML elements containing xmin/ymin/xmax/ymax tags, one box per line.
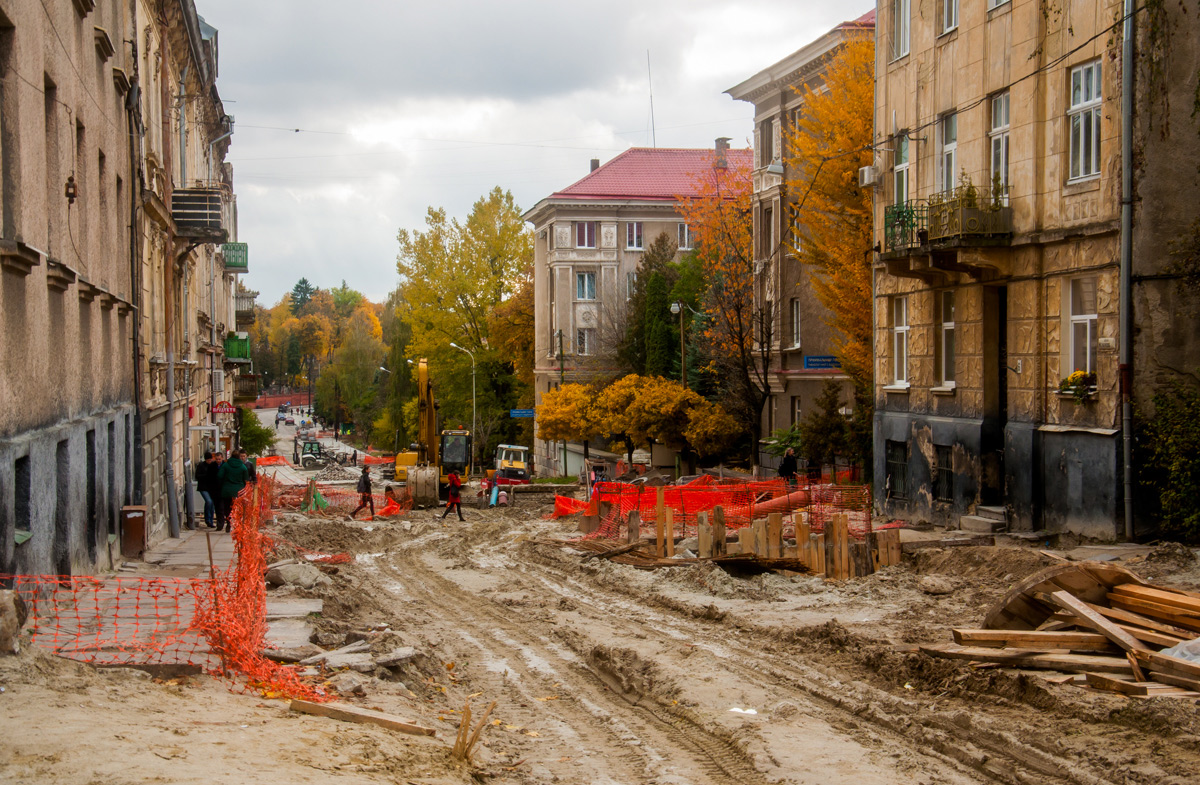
<box><xmin>223</xmin><ymin>242</ymin><xmax>249</xmax><ymax>271</ymax></box>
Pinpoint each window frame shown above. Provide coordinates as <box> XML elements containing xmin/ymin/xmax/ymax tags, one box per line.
<box><xmin>939</xmin><ymin>290</ymin><xmax>956</xmax><ymax>386</ymax></box>
<box><xmin>626</xmin><ymin>221</ymin><xmax>643</xmax><ymax>250</ymax></box>
<box><xmin>790</xmin><ymin>297</ymin><xmax>801</xmax><ymax>348</ymax></box>
<box><xmin>941</xmin><ymin>0</ymin><xmax>958</xmax><ymax>35</ymax></box>
<box><xmin>941</xmin><ymin>113</ymin><xmax>957</xmax><ymax>194</ymax></box>
<box><xmin>892</xmin><ymin>296</ymin><xmax>910</xmax><ymax>385</ymax></box>
<box><xmin>576</xmin><ymin>327</ymin><xmax>595</xmax><ymax>356</ymax></box>
<box><xmin>1068</xmin><ymin>60</ymin><xmax>1102</xmax><ymax>182</ymax></box>
<box><xmin>886</xmin><ymin>440</ymin><xmax>908</xmax><ymax>500</ymax></box>
<box><xmin>894</xmin><ymin>135</ymin><xmax>910</xmax><ymax>205</ymax></box>
<box><xmin>575</xmin><ymin>271</ymin><xmax>597</xmax><ymax>301</ymax></box>
<box><xmin>990</xmin><ymin>91</ymin><xmax>1011</xmax><ymax>200</ymax></box>
<box><xmin>934</xmin><ymin>444</ymin><xmax>954</xmax><ymax>502</ymax></box>
<box><xmin>987</xmin><ymin>0</ymin><xmax>1011</xmax><ymax>9</ymax></box>
<box><xmin>678</xmin><ymin>222</ymin><xmax>693</xmax><ymax>251</ymax></box>
<box><xmin>1069</xmin><ymin>277</ymin><xmax>1098</xmax><ymax>375</ymax></box>
<box><xmin>575</xmin><ymin>220</ymin><xmax>597</xmax><ymax>249</ymax></box>
<box><xmin>892</xmin><ymin>0</ymin><xmax>911</xmax><ymax>59</ymax></box>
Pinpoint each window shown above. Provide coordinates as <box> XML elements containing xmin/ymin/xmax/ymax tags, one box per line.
<box><xmin>893</xmin><ymin>0</ymin><xmax>910</xmax><ymax>58</ymax></box>
<box><xmin>894</xmin><ymin>135</ymin><xmax>910</xmax><ymax>205</ymax></box>
<box><xmin>941</xmin><ymin>113</ymin><xmax>957</xmax><ymax>193</ymax></box>
<box><xmin>762</xmin><ymin>206</ymin><xmax>774</xmax><ymax>258</ymax></box>
<box><xmin>577</xmin><ymin>328</ymin><xmax>595</xmax><ymax>356</ymax></box>
<box><xmin>1069</xmin><ymin>277</ymin><xmax>1098</xmax><ymax>374</ymax></box>
<box><xmin>990</xmin><ymin>92</ymin><xmax>1010</xmax><ymax>198</ymax></box>
<box><xmin>934</xmin><ymin>445</ymin><xmax>953</xmax><ymax>502</ymax></box>
<box><xmin>626</xmin><ymin>221</ymin><xmax>643</xmax><ymax>250</ymax></box>
<box><xmin>1068</xmin><ymin>61</ymin><xmax>1102</xmax><ymax>181</ymax></box>
<box><xmin>575</xmin><ymin>271</ymin><xmax>596</xmax><ymax>301</ymax></box>
<box><xmin>758</xmin><ymin>117</ymin><xmax>775</xmax><ymax>166</ymax></box>
<box><xmin>626</xmin><ymin>272</ymin><xmax>637</xmax><ymax>301</ymax></box>
<box><xmin>987</xmin><ymin>0</ymin><xmax>1010</xmax><ymax>9</ymax></box>
<box><xmin>941</xmin><ymin>0</ymin><xmax>958</xmax><ymax>33</ymax></box>
<box><xmin>792</xmin><ymin>396</ymin><xmax>803</xmax><ymax>426</ymax></box>
<box><xmin>790</xmin><ymin>297</ymin><xmax>801</xmax><ymax>348</ymax></box>
<box><xmin>939</xmin><ymin>291</ymin><xmax>956</xmax><ymax>386</ymax></box>
<box><xmin>678</xmin><ymin>223</ymin><xmax>693</xmax><ymax>250</ymax></box>
<box><xmin>15</xmin><ymin>455</ymin><xmax>31</xmax><ymax>532</ymax></box>
<box><xmin>892</xmin><ymin>296</ymin><xmax>909</xmax><ymax>384</ymax></box>
<box><xmin>575</xmin><ymin>221</ymin><xmax>596</xmax><ymax>248</ymax></box>
<box><xmin>886</xmin><ymin>440</ymin><xmax>908</xmax><ymax>500</ymax></box>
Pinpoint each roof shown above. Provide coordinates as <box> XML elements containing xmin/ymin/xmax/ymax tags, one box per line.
<box><xmin>549</xmin><ymin>147</ymin><xmax>753</xmax><ymax>202</ymax></box>
<box><xmin>841</xmin><ymin>9</ymin><xmax>876</xmax><ymax>28</ymax></box>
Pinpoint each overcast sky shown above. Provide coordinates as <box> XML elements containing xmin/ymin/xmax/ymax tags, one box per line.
<box><xmin>202</xmin><ymin>0</ymin><xmax>875</xmax><ymax>305</ymax></box>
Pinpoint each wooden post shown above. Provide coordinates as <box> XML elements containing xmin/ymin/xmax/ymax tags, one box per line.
<box><xmin>767</xmin><ymin>513</ymin><xmax>783</xmax><ymax>558</ymax></box>
<box><xmin>828</xmin><ymin>514</ymin><xmax>851</xmax><ymax>580</ymax></box>
<box><xmin>697</xmin><ymin>511</ymin><xmax>712</xmax><ymax>559</ymax></box>
<box><xmin>737</xmin><ymin>527</ymin><xmax>754</xmax><ymax>556</ymax></box>
<box><xmin>797</xmin><ymin>520</ymin><xmax>811</xmax><ymax>569</ymax></box>
<box><xmin>626</xmin><ymin>510</ymin><xmax>641</xmax><ymax>545</ymax></box>
<box><xmin>712</xmin><ymin>505</ymin><xmax>726</xmax><ymax>557</ymax></box>
<box><xmin>655</xmin><ymin>487</ymin><xmax>666</xmax><ymax>557</ymax></box>
<box><xmin>751</xmin><ymin>519</ymin><xmax>766</xmax><ymax>556</ymax></box>
<box><xmin>665</xmin><ymin>508</ymin><xmax>675</xmax><ymax>557</ymax></box>
<box><xmin>812</xmin><ymin>533</ymin><xmax>825</xmax><ymax>575</ymax></box>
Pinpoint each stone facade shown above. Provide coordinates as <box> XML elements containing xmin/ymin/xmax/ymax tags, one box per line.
<box><xmin>871</xmin><ymin>0</ymin><xmax>1200</xmax><ymax>536</ymax></box>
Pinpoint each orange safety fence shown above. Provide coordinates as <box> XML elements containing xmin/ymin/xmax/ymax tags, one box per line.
<box><xmin>272</xmin><ymin>482</ymin><xmax>413</xmax><ymax>519</ymax></box>
<box><xmin>551</xmin><ymin>476</ymin><xmax>874</xmax><ymax>542</ymax></box>
<box><xmin>3</xmin><ymin>476</ymin><xmax>327</xmax><ymax>701</ymax></box>
<box><xmin>255</xmin><ymin>455</ymin><xmax>291</xmax><ymax>466</ymax></box>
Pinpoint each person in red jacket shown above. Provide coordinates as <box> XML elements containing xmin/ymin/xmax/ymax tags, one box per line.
<box><xmin>441</xmin><ymin>471</ymin><xmax>465</xmax><ymax>521</ymax></box>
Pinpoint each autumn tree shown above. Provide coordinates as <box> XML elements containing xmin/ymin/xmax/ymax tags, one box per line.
<box><xmin>617</xmin><ymin>232</ymin><xmax>680</xmax><ymax>377</ymax></box>
<box><xmin>316</xmin><ymin>305</ymin><xmax>385</xmax><ymax>434</ymax></box>
<box><xmin>290</xmin><ymin>278</ymin><xmax>316</xmax><ymax>312</ymax></box>
<box><xmin>487</xmin><ymin>264</ymin><xmax>536</xmax><ymax>448</ymax></box>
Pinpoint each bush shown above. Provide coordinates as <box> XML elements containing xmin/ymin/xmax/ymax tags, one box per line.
<box><xmin>1140</xmin><ymin>381</ymin><xmax>1200</xmax><ymax>539</ymax></box>
<box><xmin>238</xmin><ymin>407</ymin><xmax>277</xmax><ymax>456</ymax></box>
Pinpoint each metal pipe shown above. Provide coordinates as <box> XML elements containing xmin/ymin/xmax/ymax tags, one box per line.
<box><xmin>1119</xmin><ymin>0</ymin><xmax>1135</xmax><ymax>540</ymax></box>
<box><xmin>178</xmin><ymin>64</ymin><xmax>188</xmax><ymax>184</ymax></box>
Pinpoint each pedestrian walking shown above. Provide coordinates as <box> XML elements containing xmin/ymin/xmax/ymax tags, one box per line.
<box><xmin>195</xmin><ymin>451</ymin><xmax>218</xmax><ymax>529</ymax></box>
<box><xmin>351</xmin><ymin>466</ymin><xmax>374</xmax><ymax>519</ymax></box>
<box><xmin>351</xmin><ymin>449</ymin><xmax>357</xmax><ymax>467</ymax></box>
<box><xmin>441</xmin><ymin>471</ymin><xmax>465</xmax><ymax>521</ymax></box>
<box><xmin>216</xmin><ymin>450</ymin><xmax>250</xmax><ymax>532</ymax></box>
<box><xmin>240</xmin><ymin>450</ymin><xmax>257</xmax><ymax>484</ymax></box>
<box><xmin>778</xmin><ymin>447</ymin><xmax>798</xmax><ymax>485</ymax></box>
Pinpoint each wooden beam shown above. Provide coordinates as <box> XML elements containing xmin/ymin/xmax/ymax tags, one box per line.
<box><xmin>712</xmin><ymin>506</ymin><xmax>726</xmax><ymax>557</ymax></box>
<box><xmin>290</xmin><ymin>700</ymin><xmax>436</xmax><ymax>737</ymax></box>
<box><xmin>697</xmin><ymin>511</ymin><xmax>712</xmax><ymax>559</ymax></box>
<box><xmin>1047</xmin><ymin>590</ymin><xmax>1150</xmax><ymax>653</ymax></box>
<box><xmin>1131</xmin><ymin>649</ymin><xmax>1200</xmax><ymax>680</ymax></box>
<box><xmin>1112</xmin><ymin>584</ymin><xmax>1200</xmax><ymax>614</ymax></box>
<box><xmin>1148</xmin><ymin>671</ymin><xmax>1200</xmax><ymax>692</ymax></box>
<box><xmin>919</xmin><ymin>644</ymin><xmax>1135</xmax><ymax>675</ymax></box>
<box><xmin>767</xmin><ymin>513</ymin><xmax>783</xmax><ymax>558</ymax></box>
<box><xmin>655</xmin><ymin>488</ymin><xmax>665</xmax><ymax>557</ymax></box>
<box><xmin>1107</xmin><ymin>594</ymin><xmax>1200</xmax><ymax>632</ymax></box>
<box><xmin>626</xmin><ymin>510</ymin><xmax>641</xmax><ymax>545</ymax></box>
<box><xmin>951</xmin><ymin>629</ymin><xmax>1116</xmax><ymax>651</ymax></box>
<box><xmin>664</xmin><ymin>508</ymin><xmax>675</xmax><ymax>557</ymax></box>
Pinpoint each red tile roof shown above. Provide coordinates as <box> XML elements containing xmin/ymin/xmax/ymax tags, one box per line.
<box><xmin>842</xmin><ymin>9</ymin><xmax>876</xmax><ymax>28</ymax></box>
<box><xmin>551</xmin><ymin>147</ymin><xmax>754</xmax><ymax>201</ymax></box>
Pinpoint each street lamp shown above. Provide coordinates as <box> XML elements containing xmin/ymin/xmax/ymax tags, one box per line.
<box><xmin>379</xmin><ymin>366</ymin><xmax>391</xmax><ymax>374</ymax></box>
<box><xmin>670</xmin><ymin>301</ymin><xmax>687</xmax><ymax>389</ymax></box>
<box><xmin>448</xmin><ymin>342</ymin><xmax>476</xmax><ymax>467</ymax></box>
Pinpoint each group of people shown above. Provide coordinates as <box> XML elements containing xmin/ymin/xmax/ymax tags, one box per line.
<box><xmin>194</xmin><ymin>449</ymin><xmax>257</xmax><ymax>532</ymax></box>
<box><xmin>347</xmin><ymin>467</ymin><xmax>465</xmax><ymax>522</ymax></box>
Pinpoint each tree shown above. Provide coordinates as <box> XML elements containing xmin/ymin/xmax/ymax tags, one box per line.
<box><xmin>676</xmin><ymin>152</ymin><xmax>772</xmax><ymax>459</ymax></box>
<box><xmin>290</xmin><ymin>278</ymin><xmax>316</xmax><ymax>312</ymax></box>
<box><xmin>617</xmin><ymin>232</ymin><xmax>679</xmax><ymax>377</ymax></box>
<box><xmin>487</xmin><ymin>264</ymin><xmax>536</xmax><ymax>448</ymax></box>
<box><xmin>798</xmin><ymin>380</ymin><xmax>850</xmax><ymax>469</ymax></box>
<box><xmin>237</xmin><ymin>407</ymin><xmax>276</xmax><ymax>456</ymax></box>
<box><xmin>784</xmin><ymin>33</ymin><xmax>875</xmax><ymax>395</ymax></box>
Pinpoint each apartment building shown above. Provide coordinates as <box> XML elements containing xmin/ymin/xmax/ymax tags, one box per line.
<box><xmin>871</xmin><ymin>0</ymin><xmax>1200</xmax><ymax>535</ymax></box>
<box><xmin>524</xmin><ymin>144</ymin><xmax>752</xmax><ymax>476</ymax></box>
<box><xmin>726</xmin><ymin>11</ymin><xmax>875</xmax><ymax>467</ymax></box>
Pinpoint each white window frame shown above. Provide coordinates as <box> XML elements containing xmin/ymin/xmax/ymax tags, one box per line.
<box><xmin>792</xmin><ymin>396</ymin><xmax>803</xmax><ymax>426</ymax></box>
<box><xmin>1068</xmin><ymin>60</ymin><xmax>1102</xmax><ymax>182</ymax></box>
<box><xmin>941</xmin><ymin>114</ymin><xmax>957</xmax><ymax>194</ymax></box>
<box><xmin>575</xmin><ymin>221</ymin><xmax>596</xmax><ymax>249</ymax></box>
<box><xmin>678</xmin><ymin>222</ymin><xmax>693</xmax><ymax>250</ymax></box>
<box><xmin>893</xmin><ymin>0</ymin><xmax>910</xmax><ymax>59</ymax></box>
<box><xmin>577</xmin><ymin>327</ymin><xmax>595</xmax><ymax>356</ymax></box>
<box><xmin>1069</xmin><ymin>277</ymin><xmax>1098</xmax><ymax>375</ymax></box>
<box><xmin>625</xmin><ymin>271</ymin><xmax>637</xmax><ymax>301</ymax></box>
<box><xmin>575</xmin><ymin>271</ymin><xmax>596</xmax><ymax>301</ymax></box>
<box><xmin>626</xmin><ymin>221</ymin><xmax>643</xmax><ymax>250</ymax></box>
<box><xmin>894</xmin><ymin>135</ymin><xmax>910</xmax><ymax>205</ymax></box>
<box><xmin>790</xmin><ymin>297</ymin><xmax>801</xmax><ymax>348</ymax></box>
<box><xmin>941</xmin><ymin>0</ymin><xmax>958</xmax><ymax>34</ymax></box>
<box><xmin>990</xmin><ymin>92</ymin><xmax>1011</xmax><ymax>201</ymax></box>
<box><xmin>987</xmin><ymin>0</ymin><xmax>1010</xmax><ymax>9</ymax></box>
<box><xmin>939</xmin><ymin>290</ymin><xmax>956</xmax><ymax>386</ymax></box>
<box><xmin>892</xmin><ymin>296</ymin><xmax>909</xmax><ymax>385</ymax></box>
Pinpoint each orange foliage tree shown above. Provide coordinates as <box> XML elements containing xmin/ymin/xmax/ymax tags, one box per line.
<box><xmin>784</xmin><ymin>33</ymin><xmax>875</xmax><ymax>394</ymax></box>
<box><xmin>676</xmin><ymin>153</ymin><xmax>773</xmax><ymax>458</ymax></box>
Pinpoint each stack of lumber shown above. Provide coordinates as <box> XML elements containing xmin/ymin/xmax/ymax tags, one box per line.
<box><xmin>921</xmin><ymin>562</ymin><xmax>1200</xmax><ymax>699</ymax></box>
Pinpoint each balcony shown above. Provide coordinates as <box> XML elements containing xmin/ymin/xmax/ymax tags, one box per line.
<box><xmin>883</xmin><ymin>184</ymin><xmax>1013</xmax><ymax>255</ymax></box>
<box><xmin>232</xmin><ymin>373</ymin><xmax>260</xmax><ymax>404</ymax></box>
<box><xmin>234</xmin><ymin>290</ymin><xmax>257</xmax><ymax>326</ymax></box>
<box><xmin>172</xmin><ymin>186</ymin><xmax>228</xmax><ymax>242</ymax></box>
<box><xmin>223</xmin><ymin>334</ymin><xmax>251</xmax><ymax>364</ymax></box>
<box><xmin>223</xmin><ymin>242</ymin><xmax>248</xmax><ymax>273</ymax></box>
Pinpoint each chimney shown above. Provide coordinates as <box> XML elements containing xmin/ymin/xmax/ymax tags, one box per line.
<box><xmin>715</xmin><ymin>137</ymin><xmax>730</xmax><ymax>169</ymax></box>
<box><xmin>590</xmin><ymin>158</ymin><xmax>600</xmax><ymax>172</ymax></box>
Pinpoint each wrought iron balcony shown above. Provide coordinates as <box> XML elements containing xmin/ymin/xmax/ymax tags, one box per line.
<box><xmin>883</xmin><ymin>184</ymin><xmax>1013</xmax><ymax>254</ymax></box>
<box><xmin>172</xmin><ymin>186</ymin><xmax>228</xmax><ymax>241</ymax></box>
<box><xmin>233</xmin><ymin>373</ymin><xmax>260</xmax><ymax>403</ymax></box>
<box><xmin>234</xmin><ymin>290</ymin><xmax>257</xmax><ymax>326</ymax></box>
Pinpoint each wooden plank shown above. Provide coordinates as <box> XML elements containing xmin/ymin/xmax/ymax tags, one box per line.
<box><xmin>1115</xmin><ymin>623</ymin><xmax>1186</xmax><ymax>648</ymax></box>
<box><xmin>664</xmin><ymin>508</ymin><xmax>675</xmax><ymax>558</ymax></box>
<box><xmin>902</xmin><ymin>535</ymin><xmax>995</xmax><ymax>553</ymax></box>
<box><xmin>751</xmin><ymin>520</ymin><xmax>767</xmax><ymax>557</ymax></box>
<box><xmin>811</xmin><ymin>534</ymin><xmax>825</xmax><ymax>575</ymax></box>
<box><xmin>851</xmin><ymin>541</ymin><xmax>873</xmax><ymax>578</ymax></box>
<box><xmin>697</xmin><ymin>511</ymin><xmax>712</xmax><ymax>559</ymax></box>
<box><xmin>1048</xmin><ymin>590</ymin><xmax>1150</xmax><ymax>653</ymax></box>
<box><xmin>290</xmin><ymin>700</ymin><xmax>436</xmax><ymax>737</ymax></box>
<box><xmin>737</xmin><ymin>527</ymin><xmax>755</xmax><ymax>556</ymax></box>
<box><xmin>655</xmin><ymin>488</ymin><xmax>665</xmax><ymax>558</ymax></box>
<box><xmin>1127</xmin><ymin>652</ymin><xmax>1147</xmax><ymax>682</ymax></box>
<box><xmin>834</xmin><ymin>514</ymin><xmax>851</xmax><ymax>580</ymax></box>
<box><xmin>1112</xmin><ymin>584</ymin><xmax>1200</xmax><ymax>614</ymax></box>
<box><xmin>1108</xmin><ymin>595</ymin><xmax>1200</xmax><ymax>632</ymax></box>
<box><xmin>1086</xmin><ymin>601</ymin><xmax>1196</xmax><ymax>638</ymax></box>
<box><xmin>712</xmin><ymin>506</ymin><xmax>726</xmax><ymax>557</ymax></box>
<box><xmin>626</xmin><ymin>511</ymin><xmax>641</xmax><ymax>545</ymax></box>
<box><xmin>1132</xmin><ymin>649</ymin><xmax>1200</xmax><ymax>680</ymax></box>
<box><xmin>951</xmin><ymin>629</ymin><xmax>1116</xmax><ymax>651</ymax></box>
<box><xmin>767</xmin><ymin>513</ymin><xmax>783</xmax><ymax>558</ymax></box>
<box><xmin>1086</xmin><ymin>672</ymin><xmax>1153</xmax><ymax>695</ymax></box>
<box><xmin>1148</xmin><ymin>671</ymin><xmax>1200</xmax><ymax>692</ymax></box>
<box><xmin>919</xmin><ymin>644</ymin><xmax>1135</xmax><ymax>675</ymax></box>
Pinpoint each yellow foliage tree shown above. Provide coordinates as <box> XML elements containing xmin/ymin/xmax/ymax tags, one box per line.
<box><xmin>784</xmin><ymin>33</ymin><xmax>875</xmax><ymax>393</ymax></box>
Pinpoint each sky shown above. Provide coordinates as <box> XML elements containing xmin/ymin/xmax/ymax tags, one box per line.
<box><xmin>202</xmin><ymin>0</ymin><xmax>876</xmax><ymax>305</ymax></box>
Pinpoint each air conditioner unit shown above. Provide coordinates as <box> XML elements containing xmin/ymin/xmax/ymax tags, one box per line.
<box><xmin>212</xmin><ymin>369</ymin><xmax>225</xmax><ymax>392</ymax></box>
<box><xmin>858</xmin><ymin>165</ymin><xmax>880</xmax><ymax>188</ymax></box>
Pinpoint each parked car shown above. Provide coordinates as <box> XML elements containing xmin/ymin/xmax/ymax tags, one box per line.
<box><xmin>284</xmin><ymin>417</ymin><xmax>295</xmax><ymax>425</ymax></box>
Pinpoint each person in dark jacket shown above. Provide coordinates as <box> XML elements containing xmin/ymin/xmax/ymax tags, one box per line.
<box><xmin>441</xmin><ymin>471</ymin><xmax>465</xmax><ymax>521</ymax></box>
<box><xmin>351</xmin><ymin>466</ymin><xmax>374</xmax><ymax>519</ymax></box>
<box><xmin>195</xmin><ymin>452</ymin><xmax>218</xmax><ymax>529</ymax></box>
<box><xmin>778</xmin><ymin>447</ymin><xmax>798</xmax><ymax>485</ymax></box>
<box><xmin>240</xmin><ymin>450</ymin><xmax>257</xmax><ymax>484</ymax></box>
<box><xmin>216</xmin><ymin>452</ymin><xmax>250</xmax><ymax>532</ymax></box>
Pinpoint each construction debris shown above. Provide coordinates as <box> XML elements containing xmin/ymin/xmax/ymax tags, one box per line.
<box><xmin>289</xmin><ymin>699</ymin><xmax>436</xmax><ymax>737</ymax></box>
<box><xmin>921</xmin><ymin>561</ymin><xmax>1200</xmax><ymax>698</ymax></box>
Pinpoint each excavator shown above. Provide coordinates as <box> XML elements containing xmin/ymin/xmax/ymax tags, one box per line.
<box><xmin>395</xmin><ymin>358</ymin><xmax>471</xmax><ymax>506</ymax></box>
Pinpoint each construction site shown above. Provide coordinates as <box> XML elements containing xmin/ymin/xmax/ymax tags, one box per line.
<box><xmin>4</xmin><ymin>416</ymin><xmax>1200</xmax><ymax>785</ymax></box>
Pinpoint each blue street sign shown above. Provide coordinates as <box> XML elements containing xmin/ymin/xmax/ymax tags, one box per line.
<box><xmin>510</xmin><ymin>408</ymin><xmax>535</xmax><ymax>418</ymax></box>
<box><xmin>803</xmin><ymin>355</ymin><xmax>842</xmax><ymax>370</ymax></box>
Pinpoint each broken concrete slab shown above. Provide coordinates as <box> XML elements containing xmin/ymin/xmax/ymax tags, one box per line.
<box><xmin>323</xmin><ymin>652</ymin><xmax>376</xmax><ymax>672</ymax></box>
<box><xmin>326</xmin><ymin>671</ymin><xmax>370</xmax><ymax>696</ymax></box>
<box><xmin>299</xmin><ymin>638</ymin><xmax>371</xmax><ymax>665</ymax></box>
<box><xmin>265</xmin><ymin>562</ymin><xmax>331</xmax><ymax>589</ymax></box>
<box><xmin>265</xmin><ymin>598</ymin><xmax>324</xmax><ymax>619</ymax></box>
<box><xmin>266</xmin><ymin>618</ymin><xmax>317</xmax><ymax>650</ymax></box>
<box><xmin>262</xmin><ymin>643</ymin><xmax>325</xmax><ymax>663</ymax></box>
<box><xmin>374</xmin><ymin>646</ymin><xmax>416</xmax><ymax>666</ymax></box>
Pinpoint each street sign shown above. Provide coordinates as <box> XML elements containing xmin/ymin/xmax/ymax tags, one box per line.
<box><xmin>212</xmin><ymin>400</ymin><xmax>236</xmax><ymax>414</ymax></box>
<box><xmin>803</xmin><ymin>355</ymin><xmax>842</xmax><ymax>370</ymax></box>
<box><xmin>509</xmin><ymin>408</ymin><xmax>535</xmax><ymax>418</ymax></box>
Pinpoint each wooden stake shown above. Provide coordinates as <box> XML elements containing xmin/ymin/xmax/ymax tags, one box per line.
<box><xmin>655</xmin><ymin>487</ymin><xmax>665</xmax><ymax>557</ymax></box>
<box><xmin>712</xmin><ymin>505</ymin><xmax>726</xmax><ymax>557</ymax></box>
<box><xmin>665</xmin><ymin>508</ymin><xmax>675</xmax><ymax>557</ymax></box>
<box><xmin>767</xmin><ymin>513</ymin><xmax>782</xmax><ymax>558</ymax></box>
<box><xmin>626</xmin><ymin>510</ymin><xmax>641</xmax><ymax>545</ymax></box>
<box><xmin>697</xmin><ymin>511</ymin><xmax>712</xmax><ymax>559</ymax></box>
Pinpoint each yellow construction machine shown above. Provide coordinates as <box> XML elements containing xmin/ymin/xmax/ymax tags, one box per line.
<box><xmin>394</xmin><ymin>358</ymin><xmax>471</xmax><ymax>506</ymax></box>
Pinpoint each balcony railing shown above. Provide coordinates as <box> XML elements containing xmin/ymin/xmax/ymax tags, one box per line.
<box><xmin>234</xmin><ymin>290</ymin><xmax>257</xmax><ymax>326</ymax></box>
<box><xmin>233</xmin><ymin>373</ymin><xmax>260</xmax><ymax>403</ymax></box>
<box><xmin>172</xmin><ymin>186</ymin><xmax>228</xmax><ymax>241</ymax></box>
<box><xmin>884</xmin><ymin>184</ymin><xmax>1013</xmax><ymax>254</ymax></box>
<box><xmin>224</xmin><ymin>334</ymin><xmax>251</xmax><ymax>362</ymax></box>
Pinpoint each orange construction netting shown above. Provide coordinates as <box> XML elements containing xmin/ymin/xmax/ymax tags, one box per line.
<box><xmin>552</xmin><ymin>476</ymin><xmax>874</xmax><ymax>541</ymax></box>
<box><xmin>255</xmin><ymin>455</ymin><xmax>291</xmax><ymax>466</ymax></box>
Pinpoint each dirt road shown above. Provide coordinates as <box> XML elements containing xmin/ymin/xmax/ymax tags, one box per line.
<box><xmin>5</xmin><ymin>505</ymin><xmax>1200</xmax><ymax>784</ymax></box>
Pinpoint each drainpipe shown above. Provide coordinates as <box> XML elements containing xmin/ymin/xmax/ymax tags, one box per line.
<box><xmin>1119</xmin><ymin>0</ymin><xmax>1135</xmax><ymax>540</ymax></box>
<box><xmin>182</xmin><ymin>270</ymin><xmax>194</xmax><ymax>529</ymax></box>
<box><xmin>207</xmin><ymin>122</ymin><xmax>232</xmax><ymax>451</ymax></box>
<box><xmin>178</xmin><ymin>64</ymin><xmax>189</xmax><ymax>185</ymax></box>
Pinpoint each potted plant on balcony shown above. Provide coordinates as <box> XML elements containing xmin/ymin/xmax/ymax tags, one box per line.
<box><xmin>1058</xmin><ymin>370</ymin><xmax>1098</xmax><ymax>403</ymax></box>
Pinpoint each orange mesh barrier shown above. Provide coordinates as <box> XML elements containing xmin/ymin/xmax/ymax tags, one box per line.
<box><xmin>362</xmin><ymin>455</ymin><xmax>392</xmax><ymax>465</ymax></box>
<box><xmin>255</xmin><ymin>455</ymin><xmax>291</xmax><ymax>466</ymax></box>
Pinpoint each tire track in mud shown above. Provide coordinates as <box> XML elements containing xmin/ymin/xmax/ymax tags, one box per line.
<box><xmin>368</xmin><ymin>549</ymin><xmax>771</xmax><ymax>785</ymax></box>
<box><xmin>504</xmin><ymin>544</ymin><xmax>1122</xmax><ymax>785</ymax></box>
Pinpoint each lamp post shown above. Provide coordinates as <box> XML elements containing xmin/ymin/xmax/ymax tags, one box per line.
<box><xmin>449</xmin><ymin>342</ymin><xmax>476</xmax><ymax>467</ymax></box>
<box><xmin>670</xmin><ymin>301</ymin><xmax>687</xmax><ymax>389</ymax></box>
